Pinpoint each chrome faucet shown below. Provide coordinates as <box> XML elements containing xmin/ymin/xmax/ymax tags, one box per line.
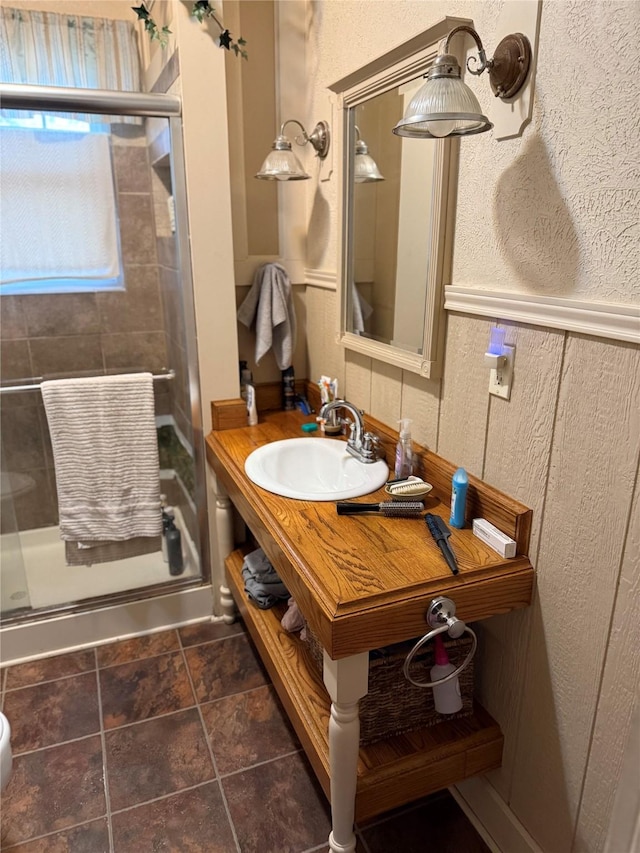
<box><xmin>318</xmin><ymin>399</ymin><xmax>382</xmax><ymax>464</ymax></box>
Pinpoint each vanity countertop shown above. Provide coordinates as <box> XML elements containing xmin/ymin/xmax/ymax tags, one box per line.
<box><xmin>206</xmin><ymin>410</ymin><xmax>534</xmax><ymax>659</ymax></box>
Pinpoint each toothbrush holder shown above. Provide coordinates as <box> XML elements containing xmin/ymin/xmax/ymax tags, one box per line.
<box><xmin>323</xmin><ymin>409</ymin><xmax>343</xmax><ymax>435</ymax></box>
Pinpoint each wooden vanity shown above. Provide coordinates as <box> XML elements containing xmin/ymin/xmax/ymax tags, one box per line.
<box><xmin>206</xmin><ymin>406</ymin><xmax>534</xmax><ymax>852</ymax></box>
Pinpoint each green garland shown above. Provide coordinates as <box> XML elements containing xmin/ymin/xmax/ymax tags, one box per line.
<box><xmin>132</xmin><ymin>2</ymin><xmax>247</xmax><ymax>57</ymax></box>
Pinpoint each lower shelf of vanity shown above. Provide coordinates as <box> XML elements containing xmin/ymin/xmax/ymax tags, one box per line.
<box><xmin>226</xmin><ymin>548</ymin><xmax>503</xmax><ymax>822</ymax></box>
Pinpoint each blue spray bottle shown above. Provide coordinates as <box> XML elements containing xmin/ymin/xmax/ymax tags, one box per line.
<box><xmin>449</xmin><ymin>467</ymin><xmax>468</xmax><ymax>528</ymax></box>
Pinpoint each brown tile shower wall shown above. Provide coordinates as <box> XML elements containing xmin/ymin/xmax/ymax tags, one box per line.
<box><xmin>0</xmin><ymin>126</ymin><xmax>168</xmax><ymax>533</ymax></box>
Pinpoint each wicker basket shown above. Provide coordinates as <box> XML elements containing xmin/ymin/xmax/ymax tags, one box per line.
<box><xmin>304</xmin><ymin>626</ymin><xmax>474</xmax><ymax>745</ymax></box>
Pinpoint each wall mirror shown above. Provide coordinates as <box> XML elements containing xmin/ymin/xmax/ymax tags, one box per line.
<box><xmin>329</xmin><ymin>17</ymin><xmax>468</xmax><ymax>378</ymax></box>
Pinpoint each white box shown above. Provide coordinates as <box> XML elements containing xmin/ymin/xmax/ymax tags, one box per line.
<box><xmin>472</xmin><ymin>518</ymin><xmax>517</xmax><ymax>558</ymax></box>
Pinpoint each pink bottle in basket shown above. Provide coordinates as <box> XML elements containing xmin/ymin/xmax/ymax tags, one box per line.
<box><xmin>430</xmin><ymin>635</ymin><xmax>463</xmax><ymax>714</ymax></box>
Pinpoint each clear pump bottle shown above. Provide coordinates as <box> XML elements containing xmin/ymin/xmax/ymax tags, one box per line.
<box><xmin>394</xmin><ymin>418</ymin><xmax>414</xmax><ymax>479</ymax></box>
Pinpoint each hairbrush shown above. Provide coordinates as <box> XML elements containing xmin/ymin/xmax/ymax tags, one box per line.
<box><xmin>384</xmin><ymin>476</ymin><xmax>433</xmax><ymax>500</ymax></box>
<box><xmin>336</xmin><ymin>501</ymin><xmax>424</xmax><ymax>517</ymax></box>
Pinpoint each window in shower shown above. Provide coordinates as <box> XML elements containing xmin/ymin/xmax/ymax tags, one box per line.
<box><xmin>0</xmin><ymin>118</ymin><xmax>124</xmax><ymax>295</ymax></box>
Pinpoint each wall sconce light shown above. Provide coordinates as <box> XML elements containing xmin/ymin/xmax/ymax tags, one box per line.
<box><xmin>255</xmin><ymin>119</ymin><xmax>330</xmax><ymax>181</ymax></box>
<box><xmin>353</xmin><ymin>126</ymin><xmax>385</xmax><ymax>183</ymax></box>
<box><xmin>393</xmin><ymin>25</ymin><xmax>531</xmax><ymax>139</ymax></box>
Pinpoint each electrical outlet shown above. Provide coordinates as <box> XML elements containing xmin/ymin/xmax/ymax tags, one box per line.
<box><xmin>488</xmin><ymin>344</ymin><xmax>515</xmax><ymax>400</ymax></box>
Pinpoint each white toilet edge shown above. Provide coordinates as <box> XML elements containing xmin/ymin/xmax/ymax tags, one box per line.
<box><xmin>0</xmin><ymin>710</ymin><xmax>12</xmax><ymax>792</ymax></box>
<box><xmin>0</xmin><ymin>711</ymin><xmax>9</xmax><ymax>743</ymax></box>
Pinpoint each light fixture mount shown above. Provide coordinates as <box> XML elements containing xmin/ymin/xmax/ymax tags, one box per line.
<box><xmin>278</xmin><ymin>119</ymin><xmax>330</xmax><ymax>159</ymax></box>
<box><xmin>488</xmin><ymin>33</ymin><xmax>531</xmax><ymax>99</ymax></box>
<box><xmin>306</xmin><ymin>120</ymin><xmax>330</xmax><ymax>159</ymax></box>
<box><xmin>445</xmin><ymin>25</ymin><xmax>532</xmax><ymax>101</ymax></box>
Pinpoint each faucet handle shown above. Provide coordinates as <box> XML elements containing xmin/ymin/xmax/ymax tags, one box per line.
<box><xmin>362</xmin><ymin>431</ymin><xmax>382</xmax><ymax>461</ymax></box>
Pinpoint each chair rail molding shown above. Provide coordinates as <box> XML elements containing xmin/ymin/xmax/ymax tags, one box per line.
<box><xmin>444</xmin><ymin>286</ymin><xmax>640</xmax><ymax>345</ymax></box>
<box><xmin>305</xmin><ymin>268</ymin><xmax>338</xmax><ymax>290</ymax></box>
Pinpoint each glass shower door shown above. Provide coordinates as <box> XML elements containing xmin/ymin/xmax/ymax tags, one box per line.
<box><xmin>0</xmin><ymin>433</ymin><xmax>32</xmax><ymax>617</ymax></box>
<box><xmin>0</xmin><ymin>93</ymin><xmax>207</xmax><ymax>623</ymax></box>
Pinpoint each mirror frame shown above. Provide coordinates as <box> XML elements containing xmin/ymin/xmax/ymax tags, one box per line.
<box><xmin>329</xmin><ymin>16</ymin><xmax>470</xmax><ymax>379</ymax></box>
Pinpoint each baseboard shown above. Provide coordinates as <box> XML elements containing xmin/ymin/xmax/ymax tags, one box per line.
<box><xmin>450</xmin><ymin>776</ymin><xmax>543</xmax><ymax>853</ymax></box>
<box><xmin>0</xmin><ymin>585</ymin><xmax>216</xmax><ymax>666</ymax></box>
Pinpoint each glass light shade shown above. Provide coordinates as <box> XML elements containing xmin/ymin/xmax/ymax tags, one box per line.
<box><xmin>393</xmin><ymin>75</ymin><xmax>492</xmax><ymax>139</ymax></box>
<box><xmin>255</xmin><ymin>137</ymin><xmax>310</xmax><ymax>180</ymax></box>
<box><xmin>354</xmin><ymin>152</ymin><xmax>385</xmax><ymax>183</ymax></box>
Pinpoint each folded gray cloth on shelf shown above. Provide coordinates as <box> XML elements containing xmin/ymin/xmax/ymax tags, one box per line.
<box><xmin>280</xmin><ymin>597</ymin><xmax>307</xmax><ymax>639</ymax></box>
<box><xmin>241</xmin><ymin>547</ymin><xmax>289</xmax><ymax>610</ymax></box>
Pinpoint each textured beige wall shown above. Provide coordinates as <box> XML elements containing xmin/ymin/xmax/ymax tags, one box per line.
<box><xmin>306</xmin><ymin>0</ymin><xmax>640</xmax><ymax>305</ymax></box>
<box><xmin>302</xmin><ymin>2</ymin><xmax>640</xmax><ymax>852</ymax></box>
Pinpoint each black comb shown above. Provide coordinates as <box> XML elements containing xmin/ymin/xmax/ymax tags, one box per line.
<box><xmin>424</xmin><ymin>513</ymin><xmax>459</xmax><ymax>575</ymax></box>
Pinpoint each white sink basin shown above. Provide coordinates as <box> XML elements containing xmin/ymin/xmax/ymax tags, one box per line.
<box><xmin>244</xmin><ymin>437</ymin><xmax>389</xmax><ymax>501</ymax></box>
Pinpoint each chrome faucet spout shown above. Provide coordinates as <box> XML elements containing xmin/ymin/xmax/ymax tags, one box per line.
<box><xmin>319</xmin><ymin>399</ymin><xmax>363</xmax><ymax>441</ymax></box>
<box><xmin>318</xmin><ymin>399</ymin><xmax>381</xmax><ymax>463</ymax></box>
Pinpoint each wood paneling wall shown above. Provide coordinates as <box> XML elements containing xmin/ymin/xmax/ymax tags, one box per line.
<box><xmin>308</xmin><ymin>305</ymin><xmax>640</xmax><ymax>852</ymax></box>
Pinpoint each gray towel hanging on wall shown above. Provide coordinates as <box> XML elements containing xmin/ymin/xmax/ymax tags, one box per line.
<box><xmin>237</xmin><ymin>262</ymin><xmax>297</xmax><ymax>370</ymax></box>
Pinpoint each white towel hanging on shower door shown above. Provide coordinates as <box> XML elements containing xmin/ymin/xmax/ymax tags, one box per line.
<box><xmin>41</xmin><ymin>373</ymin><xmax>162</xmax><ymax>554</ymax></box>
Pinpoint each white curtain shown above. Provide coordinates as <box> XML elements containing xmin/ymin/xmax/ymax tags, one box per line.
<box><xmin>0</xmin><ymin>7</ymin><xmax>140</xmax><ymax>290</ymax></box>
<box><xmin>0</xmin><ymin>6</ymin><xmax>141</xmax><ymax>121</ymax></box>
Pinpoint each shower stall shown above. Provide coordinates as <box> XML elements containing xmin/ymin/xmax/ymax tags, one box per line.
<box><xmin>0</xmin><ymin>82</ymin><xmax>213</xmax><ymax>662</ymax></box>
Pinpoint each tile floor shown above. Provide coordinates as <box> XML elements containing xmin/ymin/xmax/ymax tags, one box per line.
<box><xmin>0</xmin><ymin>620</ymin><xmax>490</xmax><ymax>852</ymax></box>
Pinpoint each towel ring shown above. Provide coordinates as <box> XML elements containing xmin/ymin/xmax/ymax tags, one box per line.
<box><xmin>403</xmin><ymin>596</ymin><xmax>477</xmax><ymax>689</ymax></box>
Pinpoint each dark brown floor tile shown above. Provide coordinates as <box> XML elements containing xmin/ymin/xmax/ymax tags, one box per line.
<box><xmin>178</xmin><ymin>619</ymin><xmax>244</xmax><ymax>647</ymax></box>
<box><xmin>3</xmin><ymin>672</ymin><xmax>99</xmax><ymax>754</ymax></box>
<box><xmin>184</xmin><ymin>634</ymin><xmax>267</xmax><ymax>703</ymax></box>
<box><xmin>355</xmin><ymin>791</ymin><xmax>450</xmax><ymax>829</ymax></box>
<box><xmin>105</xmin><ymin>708</ymin><xmax>214</xmax><ymax>810</ymax></box>
<box><xmin>202</xmin><ymin>685</ymin><xmax>299</xmax><ymax>774</ymax></box>
<box><xmin>1</xmin><ymin>818</ymin><xmax>110</xmax><ymax>852</ymax></box>
<box><xmin>361</xmin><ymin>792</ymin><xmax>490</xmax><ymax>853</ymax></box>
<box><xmin>96</xmin><ymin>629</ymin><xmax>180</xmax><ymax>668</ymax></box>
<box><xmin>99</xmin><ymin>650</ymin><xmax>194</xmax><ymax>728</ymax></box>
<box><xmin>0</xmin><ymin>736</ymin><xmax>106</xmax><ymax>847</ymax></box>
<box><xmin>223</xmin><ymin>751</ymin><xmax>331</xmax><ymax>853</ymax></box>
<box><xmin>111</xmin><ymin>782</ymin><xmax>237</xmax><ymax>852</ymax></box>
<box><xmin>4</xmin><ymin>650</ymin><xmax>95</xmax><ymax>690</ymax></box>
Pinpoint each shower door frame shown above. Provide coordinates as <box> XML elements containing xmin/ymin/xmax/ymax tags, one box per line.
<box><xmin>0</xmin><ymin>83</ymin><xmax>211</xmax><ymax>626</ymax></box>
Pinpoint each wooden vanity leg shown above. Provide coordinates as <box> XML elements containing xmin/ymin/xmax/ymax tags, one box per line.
<box><xmin>211</xmin><ymin>473</ymin><xmax>236</xmax><ymax>624</ymax></box>
<box><xmin>323</xmin><ymin>650</ymin><xmax>369</xmax><ymax>853</ymax></box>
